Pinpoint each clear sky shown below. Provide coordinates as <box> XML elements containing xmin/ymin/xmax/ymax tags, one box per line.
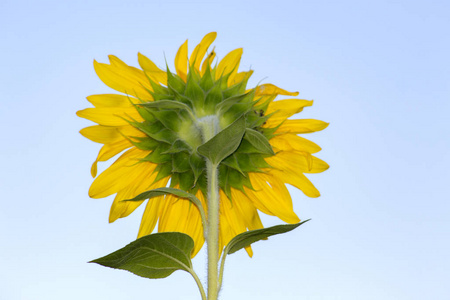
<box><xmin>1</xmin><ymin>0</ymin><xmax>449</xmax><ymax>299</ymax></box>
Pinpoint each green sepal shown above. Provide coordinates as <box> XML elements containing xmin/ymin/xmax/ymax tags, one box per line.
<box><xmin>166</xmin><ymin>68</ymin><xmax>186</xmax><ymax>95</ymax></box>
<box><xmin>224</xmin><ymin>220</ymin><xmax>310</xmax><ymax>255</ymax></box>
<box><xmin>136</xmin><ymin>121</ymin><xmax>178</xmax><ymax>144</ymax></box>
<box><xmin>222</xmin><ymin>80</ymin><xmax>249</xmax><ymax>99</ymax></box>
<box><xmin>90</xmin><ymin>232</ymin><xmax>194</xmax><ymax>279</ymax></box>
<box><xmin>153</xmin><ymin>163</ymin><xmax>172</xmax><ymax>182</ymax></box>
<box><xmin>221</xmin><ymin>154</ymin><xmax>245</xmax><ymax>176</ymax></box>
<box><xmin>218</xmin><ymin>166</ymin><xmax>232</xmax><ymax>199</ymax></box>
<box><xmin>142</xmin><ymin>144</ymin><xmax>172</xmax><ymax>164</ymax></box>
<box><xmin>222</xmin><ymin>102</ymin><xmax>253</xmax><ymax>122</ymax></box>
<box><xmin>204</xmin><ymin>81</ymin><xmax>223</xmax><ymax>113</ymax></box>
<box><xmin>147</xmin><ymin>77</ymin><xmax>170</xmax><ymax>99</ymax></box>
<box><xmin>216</xmin><ymin>92</ymin><xmax>252</xmax><ymax>115</ymax></box>
<box><xmin>226</xmin><ymin>167</ymin><xmax>251</xmax><ymax>192</ymax></box>
<box><xmin>134</xmin><ymin>104</ymin><xmax>156</xmax><ymax>122</ymax></box>
<box><xmin>245</xmin><ymin>111</ymin><xmax>270</xmax><ymax>128</ymax></box>
<box><xmin>244</xmin><ymin>128</ymin><xmax>275</xmax><ymax>155</ymax></box>
<box><xmin>199</xmin><ymin>65</ymin><xmax>214</xmax><ymax>92</ymax></box>
<box><xmin>162</xmin><ymin>139</ymin><xmax>192</xmax><ymax>154</ymax></box>
<box><xmin>178</xmin><ymin>170</ymin><xmax>196</xmax><ymax>191</ymax></box>
<box><xmin>130</xmin><ymin>136</ymin><xmax>159</xmax><ymax>151</ymax></box>
<box><xmin>150</xmin><ymin>110</ymin><xmax>181</xmax><ymax>132</ymax></box>
<box><xmin>172</xmin><ymin>151</ymin><xmax>191</xmax><ymax>173</ymax></box>
<box><xmin>247</xmin><ymin>153</ymin><xmax>272</xmax><ymax>170</ymax></box>
<box><xmin>189</xmin><ymin>153</ymin><xmax>205</xmax><ymax>184</ymax></box>
<box><xmin>139</xmin><ymin>100</ymin><xmax>193</xmax><ymax>112</ymax></box>
<box><xmin>197</xmin><ymin>115</ymin><xmax>246</xmax><ymax>165</ymax></box>
<box><xmin>217</xmin><ymin>72</ymin><xmax>232</xmax><ymax>90</ymax></box>
<box><xmin>185</xmin><ymin>70</ymin><xmax>204</xmax><ymax>109</ymax></box>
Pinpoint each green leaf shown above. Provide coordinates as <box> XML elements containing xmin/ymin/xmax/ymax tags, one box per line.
<box><xmin>197</xmin><ymin>115</ymin><xmax>246</xmax><ymax>165</ymax></box>
<box><xmin>90</xmin><ymin>232</ymin><xmax>194</xmax><ymax>279</ymax></box>
<box><xmin>244</xmin><ymin>128</ymin><xmax>275</xmax><ymax>155</ymax></box>
<box><xmin>224</xmin><ymin>220</ymin><xmax>310</xmax><ymax>255</ymax></box>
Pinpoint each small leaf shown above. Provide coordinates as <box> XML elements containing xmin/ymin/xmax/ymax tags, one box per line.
<box><xmin>197</xmin><ymin>115</ymin><xmax>246</xmax><ymax>165</ymax></box>
<box><xmin>224</xmin><ymin>220</ymin><xmax>310</xmax><ymax>255</ymax></box>
<box><xmin>123</xmin><ymin>187</ymin><xmax>200</xmax><ymax>206</ymax></box>
<box><xmin>90</xmin><ymin>232</ymin><xmax>194</xmax><ymax>279</ymax></box>
<box><xmin>244</xmin><ymin>128</ymin><xmax>275</xmax><ymax>155</ymax></box>
<box><xmin>123</xmin><ymin>187</ymin><xmax>206</xmax><ymax>229</ymax></box>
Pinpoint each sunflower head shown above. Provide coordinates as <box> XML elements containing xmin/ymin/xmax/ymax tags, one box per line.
<box><xmin>77</xmin><ymin>32</ymin><xmax>328</xmax><ymax>257</ymax></box>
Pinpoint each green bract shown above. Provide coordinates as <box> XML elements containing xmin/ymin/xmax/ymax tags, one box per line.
<box><xmin>129</xmin><ymin>66</ymin><xmax>275</xmax><ymax>199</ymax></box>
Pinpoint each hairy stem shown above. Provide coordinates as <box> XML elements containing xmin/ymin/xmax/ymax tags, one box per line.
<box><xmin>199</xmin><ymin>116</ymin><xmax>221</xmax><ymax>300</ymax></box>
<box><xmin>206</xmin><ymin>160</ymin><xmax>220</xmax><ymax>300</ymax></box>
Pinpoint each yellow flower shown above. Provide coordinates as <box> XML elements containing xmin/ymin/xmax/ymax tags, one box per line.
<box><xmin>77</xmin><ymin>32</ymin><xmax>328</xmax><ymax>258</ymax></box>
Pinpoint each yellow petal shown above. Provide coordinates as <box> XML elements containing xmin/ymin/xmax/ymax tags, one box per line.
<box><xmin>230</xmin><ymin>189</ymin><xmax>264</xmax><ymax>231</ymax></box>
<box><xmin>265</xmin><ymin>99</ymin><xmax>313</xmax><ymax>126</ymax></box>
<box><xmin>245</xmin><ymin>173</ymin><xmax>300</xmax><ymax>224</ymax></box>
<box><xmin>274</xmin><ymin>119</ymin><xmax>329</xmax><ymax>134</ymax></box>
<box><xmin>266</xmin><ymin>151</ymin><xmax>329</xmax><ymax>174</ymax></box>
<box><xmin>270</xmin><ymin>169</ymin><xmax>320</xmax><ymax>198</ymax></box>
<box><xmin>137</xmin><ymin>194</ymin><xmax>165</xmax><ymax>238</ymax></box>
<box><xmin>158</xmin><ymin>192</ymin><xmax>205</xmax><ymax>257</ymax></box>
<box><xmin>215</xmin><ymin>48</ymin><xmax>243</xmax><ymax>80</ymax></box>
<box><xmin>76</xmin><ymin>106</ymin><xmax>143</xmax><ymax>126</ymax></box>
<box><xmin>136</xmin><ymin>176</ymin><xmax>173</xmax><ymax>237</ymax></box>
<box><xmin>175</xmin><ymin>40</ymin><xmax>188</xmax><ymax>82</ymax></box>
<box><xmin>201</xmin><ymin>48</ymin><xmax>216</xmax><ymax>74</ymax></box>
<box><xmin>89</xmin><ymin>148</ymin><xmax>154</xmax><ymax>198</ymax></box>
<box><xmin>137</xmin><ymin>53</ymin><xmax>167</xmax><ymax>85</ymax></box>
<box><xmin>79</xmin><ymin>125</ymin><xmax>123</xmax><ymax>144</ymax></box>
<box><xmin>86</xmin><ymin>94</ymin><xmax>136</xmax><ymax>108</ymax></box>
<box><xmin>190</xmin><ymin>32</ymin><xmax>217</xmax><ymax>71</ymax></box>
<box><xmin>229</xmin><ymin>70</ymin><xmax>253</xmax><ymax>86</ymax></box>
<box><xmin>93</xmin><ymin>57</ymin><xmax>152</xmax><ymax>99</ymax></box>
<box><xmin>219</xmin><ymin>190</ymin><xmax>254</xmax><ymax>257</ymax></box>
<box><xmin>255</xmin><ymin>84</ymin><xmax>299</xmax><ymax>96</ymax></box>
<box><xmin>269</xmin><ymin>134</ymin><xmax>322</xmax><ymax>154</ymax></box>
<box><xmin>219</xmin><ymin>213</ymin><xmax>237</xmax><ymax>256</ymax></box>
<box><xmin>90</xmin><ymin>138</ymin><xmax>134</xmax><ymax>177</ymax></box>
<box><xmin>109</xmin><ymin>176</ymin><xmax>169</xmax><ymax>223</ymax></box>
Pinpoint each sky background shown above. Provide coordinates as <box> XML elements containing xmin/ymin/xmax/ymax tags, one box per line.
<box><xmin>1</xmin><ymin>0</ymin><xmax>449</xmax><ymax>299</ymax></box>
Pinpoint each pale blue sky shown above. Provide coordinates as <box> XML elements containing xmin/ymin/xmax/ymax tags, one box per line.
<box><xmin>1</xmin><ymin>0</ymin><xmax>449</xmax><ymax>299</ymax></box>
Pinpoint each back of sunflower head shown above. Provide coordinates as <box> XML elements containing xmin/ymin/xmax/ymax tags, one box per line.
<box><xmin>78</xmin><ymin>32</ymin><xmax>328</xmax><ymax>300</ymax></box>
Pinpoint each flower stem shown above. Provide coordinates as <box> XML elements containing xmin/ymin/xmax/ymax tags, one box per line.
<box><xmin>199</xmin><ymin>116</ymin><xmax>221</xmax><ymax>300</ymax></box>
<box><xmin>206</xmin><ymin>159</ymin><xmax>220</xmax><ymax>300</ymax></box>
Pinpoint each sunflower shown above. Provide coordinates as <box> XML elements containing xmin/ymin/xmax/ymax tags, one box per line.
<box><xmin>77</xmin><ymin>32</ymin><xmax>328</xmax><ymax>258</ymax></box>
